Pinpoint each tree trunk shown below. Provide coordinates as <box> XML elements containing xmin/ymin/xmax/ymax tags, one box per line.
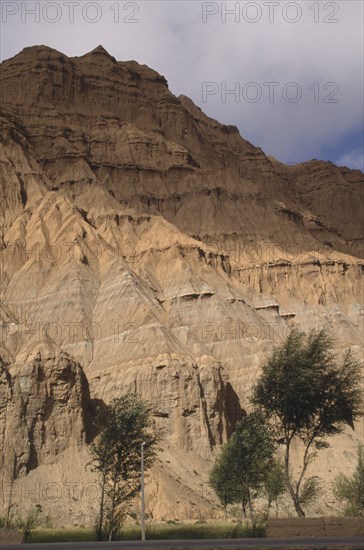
<box><xmin>292</xmin><ymin>491</ymin><xmax>306</xmax><ymax>517</ymax></box>
<box><xmin>247</xmin><ymin>488</ymin><xmax>254</xmax><ymax>519</ymax></box>
<box><xmin>108</xmin><ymin>527</ymin><xmax>115</xmax><ymax>542</ymax></box>
<box><xmin>241</xmin><ymin>499</ymin><xmax>247</xmax><ymax>522</ymax></box>
<box><xmin>266</xmin><ymin>496</ymin><xmax>272</xmax><ymax>519</ymax></box>
<box><xmin>97</xmin><ymin>473</ymin><xmax>106</xmax><ymax>540</ymax></box>
<box><xmin>294</xmin><ymin>437</ymin><xmax>316</xmax><ymax>518</ymax></box>
<box><xmin>108</xmin><ymin>474</ymin><xmax>118</xmax><ymax>541</ymax></box>
<box><xmin>284</xmin><ymin>438</ymin><xmax>306</xmax><ymax>517</ymax></box>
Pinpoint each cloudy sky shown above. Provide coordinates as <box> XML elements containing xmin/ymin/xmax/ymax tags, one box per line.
<box><xmin>1</xmin><ymin>0</ymin><xmax>363</xmax><ymax>169</ymax></box>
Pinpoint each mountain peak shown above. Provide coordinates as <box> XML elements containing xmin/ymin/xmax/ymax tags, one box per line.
<box><xmin>3</xmin><ymin>44</ymin><xmax>66</xmax><ymax>64</ymax></box>
<box><xmin>93</xmin><ymin>44</ymin><xmax>108</xmax><ymax>53</ymax></box>
<box><xmin>80</xmin><ymin>45</ymin><xmax>117</xmax><ymax>63</ymax></box>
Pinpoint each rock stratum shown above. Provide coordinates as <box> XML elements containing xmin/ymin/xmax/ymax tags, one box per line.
<box><xmin>0</xmin><ymin>45</ymin><xmax>363</xmax><ymax>524</ymax></box>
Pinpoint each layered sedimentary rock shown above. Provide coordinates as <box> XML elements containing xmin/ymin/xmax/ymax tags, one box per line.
<box><xmin>0</xmin><ymin>45</ymin><xmax>362</xmax><ymax>523</ymax></box>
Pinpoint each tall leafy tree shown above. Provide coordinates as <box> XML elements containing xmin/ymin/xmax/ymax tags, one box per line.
<box><xmin>209</xmin><ymin>446</ymin><xmax>243</xmax><ymax>520</ymax></box>
<box><xmin>253</xmin><ymin>329</ymin><xmax>363</xmax><ymax>517</ymax></box>
<box><xmin>88</xmin><ymin>394</ymin><xmax>160</xmax><ymax>540</ymax></box>
<box><xmin>333</xmin><ymin>443</ymin><xmax>364</xmax><ymax>516</ymax></box>
<box><xmin>209</xmin><ymin>411</ymin><xmax>275</xmax><ymax>520</ymax></box>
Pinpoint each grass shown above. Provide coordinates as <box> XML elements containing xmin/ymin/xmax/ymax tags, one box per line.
<box><xmin>145</xmin><ymin>522</ymin><xmax>265</xmax><ymax>540</ymax></box>
<box><xmin>27</xmin><ymin>521</ymin><xmax>266</xmax><ymax>543</ymax></box>
<box><xmin>27</xmin><ymin>528</ymin><xmax>96</xmax><ymax>543</ymax></box>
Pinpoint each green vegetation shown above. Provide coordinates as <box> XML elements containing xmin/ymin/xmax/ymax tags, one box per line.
<box><xmin>27</xmin><ymin>528</ymin><xmax>97</xmax><ymax>543</ymax></box>
<box><xmin>26</xmin><ymin>522</ymin><xmax>265</xmax><ymax>543</ymax></box>
<box><xmin>253</xmin><ymin>328</ymin><xmax>363</xmax><ymax>517</ymax></box>
<box><xmin>0</xmin><ymin>504</ymin><xmax>43</xmax><ymax>542</ymax></box>
<box><xmin>263</xmin><ymin>460</ymin><xmax>287</xmax><ymax>518</ymax></box>
<box><xmin>333</xmin><ymin>443</ymin><xmax>364</xmax><ymax>516</ymax></box>
<box><xmin>88</xmin><ymin>394</ymin><xmax>160</xmax><ymax>541</ymax></box>
<box><xmin>209</xmin><ymin>411</ymin><xmax>276</xmax><ymax>520</ymax></box>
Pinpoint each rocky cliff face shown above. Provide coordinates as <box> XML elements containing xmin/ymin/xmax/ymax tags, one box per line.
<box><xmin>3</xmin><ymin>351</ymin><xmax>90</xmax><ymax>468</ymax></box>
<box><xmin>0</xmin><ymin>45</ymin><xmax>363</xmax><ymax>524</ymax></box>
<box><xmin>0</xmin><ymin>352</ymin><xmax>90</xmax><ymax>515</ymax></box>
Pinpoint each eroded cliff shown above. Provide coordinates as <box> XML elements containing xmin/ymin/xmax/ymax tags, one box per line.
<box><xmin>0</xmin><ymin>45</ymin><xmax>363</xmax><ymax>523</ymax></box>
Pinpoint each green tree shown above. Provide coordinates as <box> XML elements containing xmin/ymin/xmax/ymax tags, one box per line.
<box><xmin>263</xmin><ymin>460</ymin><xmax>286</xmax><ymax>518</ymax></box>
<box><xmin>253</xmin><ymin>328</ymin><xmax>363</xmax><ymax>517</ymax></box>
<box><xmin>88</xmin><ymin>394</ymin><xmax>160</xmax><ymax>540</ymax></box>
<box><xmin>333</xmin><ymin>443</ymin><xmax>364</xmax><ymax>516</ymax></box>
<box><xmin>209</xmin><ymin>411</ymin><xmax>275</xmax><ymax>520</ymax></box>
<box><xmin>209</xmin><ymin>446</ymin><xmax>243</xmax><ymax>520</ymax></box>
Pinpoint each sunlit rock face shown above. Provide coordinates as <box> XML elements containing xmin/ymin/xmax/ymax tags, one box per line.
<box><xmin>0</xmin><ymin>45</ymin><xmax>362</xmax><ymax>524</ymax></box>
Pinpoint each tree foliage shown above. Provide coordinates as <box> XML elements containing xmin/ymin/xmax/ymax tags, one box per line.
<box><xmin>333</xmin><ymin>443</ymin><xmax>364</xmax><ymax>516</ymax></box>
<box><xmin>299</xmin><ymin>476</ymin><xmax>322</xmax><ymax>507</ymax></box>
<box><xmin>209</xmin><ymin>411</ymin><xmax>275</xmax><ymax>519</ymax></box>
<box><xmin>253</xmin><ymin>328</ymin><xmax>363</xmax><ymax>517</ymax></box>
<box><xmin>263</xmin><ymin>460</ymin><xmax>286</xmax><ymax>518</ymax></box>
<box><xmin>209</xmin><ymin>445</ymin><xmax>244</xmax><ymax>519</ymax></box>
<box><xmin>88</xmin><ymin>394</ymin><xmax>160</xmax><ymax>540</ymax></box>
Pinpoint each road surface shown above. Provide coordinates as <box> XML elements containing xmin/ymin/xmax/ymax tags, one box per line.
<box><xmin>2</xmin><ymin>537</ymin><xmax>364</xmax><ymax>549</ymax></box>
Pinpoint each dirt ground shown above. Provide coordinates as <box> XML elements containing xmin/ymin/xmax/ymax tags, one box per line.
<box><xmin>266</xmin><ymin>517</ymin><xmax>364</xmax><ymax>537</ymax></box>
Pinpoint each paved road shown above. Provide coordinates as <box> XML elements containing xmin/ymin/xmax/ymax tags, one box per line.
<box><xmin>2</xmin><ymin>537</ymin><xmax>364</xmax><ymax>549</ymax></box>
